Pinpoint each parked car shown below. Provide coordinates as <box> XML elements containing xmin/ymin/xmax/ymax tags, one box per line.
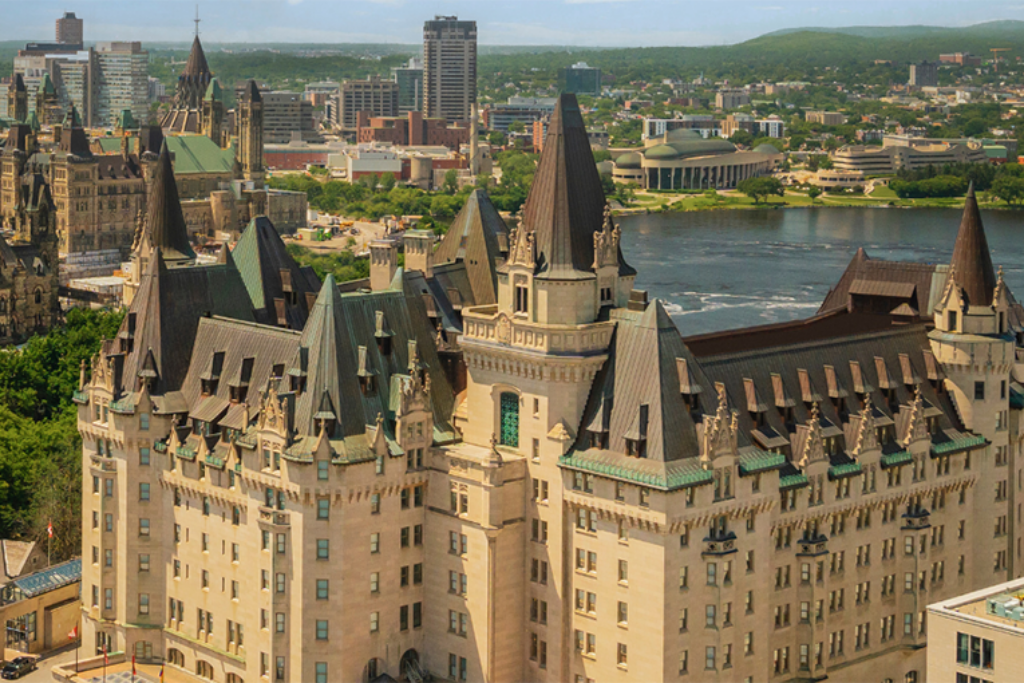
<box><xmin>1</xmin><ymin>658</ymin><xmax>36</xmax><ymax>680</ymax></box>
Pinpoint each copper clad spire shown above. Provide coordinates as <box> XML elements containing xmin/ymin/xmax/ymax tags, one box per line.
<box><xmin>146</xmin><ymin>142</ymin><xmax>197</xmax><ymax>262</ymax></box>
<box><xmin>519</xmin><ymin>92</ymin><xmax>634</xmax><ymax>279</ymax></box>
<box><xmin>949</xmin><ymin>182</ymin><xmax>997</xmax><ymax>306</ymax></box>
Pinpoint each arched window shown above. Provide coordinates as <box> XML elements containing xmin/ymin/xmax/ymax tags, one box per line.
<box><xmin>167</xmin><ymin>648</ymin><xmax>186</xmax><ymax>667</ymax></box>
<box><xmin>33</xmin><ymin>289</ymin><xmax>41</xmax><ymax>305</ymax></box>
<box><xmin>196</xmin><ymin>660</ymin><xmax>215</xmax><ymax>680</ymax></box>
<box><xmin>499</xmin><ymin>392</ymin><xmax>520</xmax><ymax>448</ymax></box>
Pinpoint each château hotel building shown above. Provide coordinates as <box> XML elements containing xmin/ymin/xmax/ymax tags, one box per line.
<box><xmin>76</xmin><ymin>93</ymin><xmax>1024</xmax><ymax>683</ymax></box>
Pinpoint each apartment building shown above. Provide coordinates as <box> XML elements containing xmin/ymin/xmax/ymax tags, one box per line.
<box><xmin>423</xmin><ymin>16</ymin><xmax>476</xmax><ymax>121</ymax></box>
<box><xmin>806</xmin><ymin>111</ymin><xmax>846</xmax><ymax>126</ymax></box>
<box><xmin>75</xmin><ymin>93</ymin><xmax>1024</xmax><ymax>683</ymax></box>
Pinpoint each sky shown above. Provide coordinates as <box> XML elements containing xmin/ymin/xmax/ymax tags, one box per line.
<box><xmin>4</xmin><ymin>0</ymin><xmax>1024</xmax><ymax>46</ymax></box>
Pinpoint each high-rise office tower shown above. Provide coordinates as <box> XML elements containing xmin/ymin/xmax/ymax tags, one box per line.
<box><xmin>392</xmin><ymin>58</ymin><xmax>424</xmax><ymax>114</ymax></box>
<box><xmin>422</xmin><ymin>16</ymin><xmax>476</xmax><ymax>121</ymax></box>
<box><xmin>55</xmin><ymin>12</ymin><xmax>84</xmax><ymax>46</ymax></box>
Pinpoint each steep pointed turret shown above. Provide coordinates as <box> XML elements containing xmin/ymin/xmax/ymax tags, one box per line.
<box><xmin>519</xmin><ymin>92</ymin><xmax>634</xmax><ymax>280</ymax></box>
<box><xmin>8</xmin><ymin>74</ymin><xmax>28</xmax><ymax>124</ymax></box>
<box><xmin>574</xmin><ymin>298</ymin><xmax>705</xmax><ymax>462</ymax></box>
<box><xmin>233</xmin><ymin>215</ymin><xmax>321</xmax><ymax>328</ymax></box>
<box><xmin>161</xmin><ymin>33</ymin><xmax>213</xmax><ymax>132</ymax></box>
<box><xmin>144</xmin><ymin>142</ymin><xmax>197</xmax><ymax>263</ymax></box>
<box><xmin>182</xmin><ymin>35</ymin><xmax>211</xmax><ymax>82</ymax></box>
<box><xmin>949</xmin><ymin>183</ymin><xmax>997</xmax><ymax>307</ymax></box>
<box><xmin>434</xmin><ymin>189</ymin><xmax>509</xmax><ymax>304</ymax></box>
<box><xmin>237</xmin><ymin>80</ymin><xmax>264</xmax><ymax>183</ymax></box>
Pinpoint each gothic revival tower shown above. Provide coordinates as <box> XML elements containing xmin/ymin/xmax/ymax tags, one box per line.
<box><xmin>237</xmin><ymin>80</ymin><xmax>264</xmax><ymax>185</ymax></box>
<box><xmin>200</xmin><ymin>78</ymin><xmax>225</xmax><ymax>147</ymax></box>
<box><xmin>931</xmin><ymin>184</ymin><xmax>1018</xmax><ymax>579</ymax></box>
<box><xmin>7</xmin><ymin>74</ymin><xmax>27</xmax><ymax>124</ymax></box>
<box><xmin>454</xmin><ymin>93</ymin><xmax>636</xmax><ymax>682</ymax></box>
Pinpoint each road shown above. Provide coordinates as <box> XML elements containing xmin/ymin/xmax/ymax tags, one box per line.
<box><xmin>20</xmin><ymin>645</ymin><xmax>77</xmax><ymax>682</ymax></box>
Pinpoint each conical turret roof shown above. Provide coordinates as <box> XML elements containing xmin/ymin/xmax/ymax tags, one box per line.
<box><xmin>949</xmin><ymin>183</ymin><xmax>997</xmax><ymax>306</ymax></box>
<box><xmin>146</xmin><ymin>142</ymin><xmax>197</xmax><ymax>262</ymax></box>
<box><xmin>434</xmin><ymin>189</ymin><xmax>508</xmax><ymax>304</ymax></box>
<box><xmin>203</xmin><ymin>78</ymin><xmax>223</xmax><ymax>102</ymax></box>
<box><xmin>13</xmin><ymin>74</ymin><xmax>25</xmax><ymax>93</ymax></box>
<box><xmin>182</xmin><ymin>36</ymin><xmax>211</xmax><ymax>79</ymax></box>
<box><xmin>519</xmin><ymin>92</ymin><xmax>634</xmax><ymax>280</ymax></box>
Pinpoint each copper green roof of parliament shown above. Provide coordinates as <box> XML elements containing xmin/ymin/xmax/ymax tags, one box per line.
<box><xmin>204</xmin><ymin>78</ymin><xmax>223</xmax><ymax>102</ymax></box>
<box><xmin>97</xmin><ymin>134</ymin><xmax>234</xmax><ymax>175</ymax></box>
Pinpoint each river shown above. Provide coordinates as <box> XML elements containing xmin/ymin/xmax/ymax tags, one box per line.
<box><xmin>618</xmin><ymin>207</ymin><xmax>1024</xmax><ymax>337</ymax></box>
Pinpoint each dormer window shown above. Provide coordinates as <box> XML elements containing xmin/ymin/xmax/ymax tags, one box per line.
<box><xmin>624</xmin><ymin>404</ymin><xmax>649</xmax><ymax>458</ymax></box>
<box><xmin>947</xmin><ymin>310</ymin><xmax>958</xmax><ymax>331</ymax></box>
<box><xmin>600</xmin><ymin>286</ymin><xmax>613</xmax><ymax>305</ymax></box>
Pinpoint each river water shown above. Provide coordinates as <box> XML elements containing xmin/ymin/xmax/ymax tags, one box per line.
<box><xmin>618</xmin><ymin>207</ymin><xmax>1024</xmax><ymax>337</ymax></box>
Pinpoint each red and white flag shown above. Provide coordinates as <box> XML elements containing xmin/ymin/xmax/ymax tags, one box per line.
<box><xmin>132</xmin><ymin>654</ymin><xmax>136</xmax><ymax>675</ymax></box>
<box><xmin>67</xmin><ymin>626</ymin><xmax>78</xmax><ymax>641</ymax></box>
<box><xmin>47</xmin><ymin>521</ymin><xmax>53</xmax><ymax>538</ymax></box>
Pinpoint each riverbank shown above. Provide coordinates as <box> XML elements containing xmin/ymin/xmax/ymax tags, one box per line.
<box><xmin>613</xmin><ymin>187</ymin><xmax>1016</xmax><ymax>215</ymax></box>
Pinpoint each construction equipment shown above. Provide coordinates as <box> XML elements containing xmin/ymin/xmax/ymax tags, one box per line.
<box><xmin>991</xmin><ymin>48</ymin><xmax>1010</xmax><ymax>72</ymax></box>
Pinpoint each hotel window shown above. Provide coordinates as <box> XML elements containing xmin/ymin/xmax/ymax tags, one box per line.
<box><xmin>316</xmin><ymin>620</ymin><xmax>328</xmax><ymax>640</ymax></box>
<box><xmin>138</xmin><ymin>518</ymin><xmax>150</xmax><ymax>536</ymax></box>
<box><xmin>369</xmin><ymin>612</ymin><xmax>379</xmax><ymax>633</ymax></box>
<box><xmin>317</xmin><ymin>460</ymin><xmax>329</xmax><ymax>480</ymax></box>
<box><xmin>317</xmin><ymin>539</ymin><xmax>329</xmax><ymax>559</ymax></box>
<box><xmin>315</xmin><ymin>663</ymin><xmax>328</xmax><ymax>683</ymax></box>
<box><xmin>139</xmin><ymin>447</ymin><xmax>150</xmax><ymax>465</ymax></box>
<box><xmin>370</xmin><ymin>533</ymin><xmax>380</xmax><ymax>553</ymax></box>
<box><xmin>514</xmin><ymin>276</ymin><xmax>529</xmax><ymax>314</ymax></box>
<box><xmin>316</xmin><ymin>580</ymin><xmax>329</xmax><ymax>600</ymax></box>
<box><xmin>318</xmin><ymin>499</ymin><xmax>329</xmax><ymax>520</ymax></box>
<box><xmin>499</xmin><ymin>392</ymin><xmax>520</xmax><ymax>448</ymax></box>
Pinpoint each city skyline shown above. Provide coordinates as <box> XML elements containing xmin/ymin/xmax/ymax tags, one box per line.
<box><xmin>3</xmin><ymin>0</ymin><xmax>1024</xmax><ymax>46</ymax></box>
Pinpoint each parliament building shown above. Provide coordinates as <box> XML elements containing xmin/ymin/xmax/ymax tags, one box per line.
<box><xmin>76</xmin><ymin>93</ymin><xmax>1024</xmax><ymax>683</ymax></box>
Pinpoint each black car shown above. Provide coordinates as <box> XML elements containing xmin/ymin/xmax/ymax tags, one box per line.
<box><xmin>1</xmin><ymin>657</ymin><xmax>36</xmax><ymax>680</ymax></box>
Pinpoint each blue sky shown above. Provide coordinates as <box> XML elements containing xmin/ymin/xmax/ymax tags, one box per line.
<box><xmin>4</xmin><ymin>0</ymin><xmax>1024</xmax><ymax>46</ymax></box>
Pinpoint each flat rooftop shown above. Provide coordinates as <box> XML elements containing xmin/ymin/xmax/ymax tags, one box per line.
<box><xmin>929</xmin><ymin>577</ymin><xmax>1024</xmax><ymax>633</ymax></box>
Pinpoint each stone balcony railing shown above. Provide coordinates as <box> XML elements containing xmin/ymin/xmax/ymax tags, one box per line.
<box><xmin>462</xmin><ymin>306</ymin><xmax>614</xmax><ymax>356</ymax></box>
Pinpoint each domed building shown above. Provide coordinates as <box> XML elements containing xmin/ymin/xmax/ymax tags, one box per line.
<box><xmin>612</xmin><ymin>128</ymin><xmax>783</xmax><ymax>190</ymax></box>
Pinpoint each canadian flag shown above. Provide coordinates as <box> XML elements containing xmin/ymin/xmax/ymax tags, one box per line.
<box><xmin>67</xmin><ymin>626</ymin><xmax>78</xmax><ymax>641</ymax></box>
<box><xmin>47</xmin><ymin>521</ymin><xmax>53</xmax><ymax>539</ymax></box>
<box><xmin>103</xmin><ymin>644</ymin><xmax>108</xmax><ymax>665</ymax></box>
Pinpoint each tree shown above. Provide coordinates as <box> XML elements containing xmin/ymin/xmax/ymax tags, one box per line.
<box><xmin>379</xmin><ymin>172</ymin><xmax>397</xmax><ymax>193</ymax></box>
<box><xmin>808</xmin><ymin>186</ymin><xmax>823</xmax><ymax>203</ymax></box>
<box><xmin>508</xmin><ymin>120</ymin><xmax>526</xmax><ymax>134</ymax></box>
<box><xmin>599</xmin><ymin>173</ymin><xmax>616</xmax><ymax>198</ymax></box>
<box><xmin>443</xmin><ymin>170</ymin><xmax>459</xmax><ymax>195</ymax></box>
<box><xmin>358</xmin><ymin>173</ymin><xmax>379</xmax><ymax>192</ymax></box>
<box><xmin>729</xmin><ymin>129</ymin><xmax>754</xmax><ymax>147</ymax></box>
<box><xmin>992</xmin><ymin>176</ymin><xmax>1024</xmax><ymax>206</ymax></box>
<box><xmin>430</xmin><ymin>195</ymin><xmax>461</xmax><ymax>219</ymax></box>
<box><xmin>487</xmin><ymin>131</ymin><xmax>507</xmax><ymax>147</ymax></box>
<box><xmin>737</xmin><ymin>176</ymin><xmax>785</xmax><ymax>204</ymax></box>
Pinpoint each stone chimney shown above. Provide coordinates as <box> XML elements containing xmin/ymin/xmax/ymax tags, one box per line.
<box><xmin>369</xmin><ymin>240</ymin><xmax>398</xmax><ymax>291</ymax></box>
<box><xmin>403</xmin><ymin>230</ymin><xmax>434</xmax><ymax>278</ymax></box>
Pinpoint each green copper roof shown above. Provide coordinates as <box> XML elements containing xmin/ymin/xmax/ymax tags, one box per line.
<box><xmin>63</xmin><ymin>104</ymin><xmax>82</xmax><ymax>128</ymax></box>
<box><xmin>880</xmin><ymin>450</ymin><xmax>912</xmax><ymax>468</ymax></box>
<box><xmin>1010</xmin><ymin>388</ymin><xmax>1024</xmax><ymax>410</ymax></box>
<box><xmin>738</xmin><ymin>450</ymin><xmax>786</xmax><ymax>475</ymax></box>
<box><xmin>828</xmin><ymin>462</ymin><xmax>862</xmax><ymax>479</ymax></box>
<box><xmin>645</xmin><ymin>143</ymin><xmax>680</xmax><ymax>160</ymax></box>
<box><xmin>97</xmin><ymin>134</ymin><xmax>235</xmax><ymax>175</ymax></box>
<box><xmin>204</xmin><ymin>78</ymin><xmax>224</xmax><ymax>102</ymax></box>
<box><xmin>931</xmin><ymin>434</ymin><xmax>986</xmax><ymax>456</ymax></box>
<box><xmin>116</xmin><ymin>109</ymin><xmax>137</xmax><ymax>130</ymax></box>
<box><xmin>559</xmin><ymin>452</ymin><xmax>713</xmax><ymax>491</ymax></box>
<box><xmin>24</xmin><ymin>111</ymin><xmax>39</xmax><ymax>132</ymax></box>
<box><xmin>779</xmin><ymin>473</ymin><xmax>809</xmax><ymax>490</ymax></box>
<box><xmin>615</xmin><ymin>152</ymin><xmax>643</xmax><ymax>169</ymax></box>
<box><xmin>39</xmin><ymin>73</ymin><xmax>56</xmax><ymax>95</ymax></box>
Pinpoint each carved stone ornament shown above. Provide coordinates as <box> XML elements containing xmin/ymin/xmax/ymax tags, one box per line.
<box><xmin>496</xmin><ymin>313</ymin><xmax>512</xmax><ymax>345</ymax></box>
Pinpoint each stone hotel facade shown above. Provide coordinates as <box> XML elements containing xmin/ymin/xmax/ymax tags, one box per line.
<box><xmin>77</xmin><ymin>93</ymin><xmax>1024</xmax><ymax>683</ymax></box>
